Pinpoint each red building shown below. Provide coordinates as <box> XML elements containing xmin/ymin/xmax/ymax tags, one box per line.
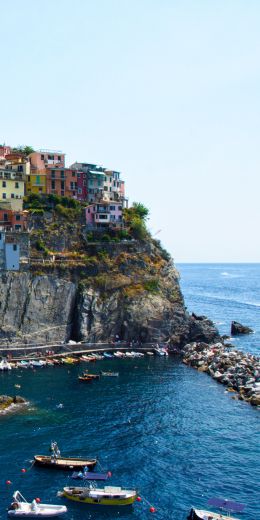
<box><xmin>0</xmin><ymin>209</ymin><xmax>28</xmax><ymax>231</ymax></box>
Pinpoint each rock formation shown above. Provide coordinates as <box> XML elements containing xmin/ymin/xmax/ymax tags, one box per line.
<box><xmin>231</xmin><ymin>321</ymin><xmax>254</xmax><ymax>335</ymax></box>
<box><xmin>0</xmin><ymin>240</ymin><xmax>220</xmax><ymax>348</ymax></box>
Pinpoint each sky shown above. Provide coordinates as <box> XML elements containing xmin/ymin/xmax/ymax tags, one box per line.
<box><xmin>0</xmin><ymin>0</ymin><xmax>259</xmax><ymax>262</ymax></box>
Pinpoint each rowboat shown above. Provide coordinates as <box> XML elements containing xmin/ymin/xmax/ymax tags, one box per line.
<box><xmin>34</xmin><ymin>442</ymin><xmax>97</xmax><ymax>471</ymax></box>
<box><xmin>60</xmin><ymin>485</ymin><xmax>137</xmax><ymax>506</ymax></box>
<box><xmin>188</xmin><ymin>498</ymin><xmax>245</xmax><ymax>520</ymax></box>
<box><xmin>8</xmin><ymin>491</ymin><xmax>67</xmax><ymax>517</ymax></box>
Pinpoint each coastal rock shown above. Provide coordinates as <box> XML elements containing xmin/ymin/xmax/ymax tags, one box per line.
<box><xmin>182</xmin><ymin>342</ymin><xmax>260</xmax><ymax>407</ymax></box>
<box><xmin>231</xmin><ymin>321</ymin><xmax>253</xmax><ymax>335</ymax></box>
<box><xmin>0</xmin><ymin>395</ymin><xmax>26</xmax><ymax>411</ymax></box>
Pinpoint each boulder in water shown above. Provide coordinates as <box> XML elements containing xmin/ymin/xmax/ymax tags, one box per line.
<box><xmin>231</xmin><ymin>321</ymin><xmax>253</xmax><ymax>335</ymax></box>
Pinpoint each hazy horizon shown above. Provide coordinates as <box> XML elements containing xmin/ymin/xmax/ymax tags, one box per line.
<box><xmin>1</xmin><ymin>0</ymin><xmax>259</xmax><ymax>262</ymax></box>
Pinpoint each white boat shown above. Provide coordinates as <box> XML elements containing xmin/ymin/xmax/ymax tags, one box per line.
<box><xmin>154</xmin><ymin>345</ymin><xmax>169</xmax><ymax>356</ymax></box>
<box><xmin>0</xmin><ymin>358</ymin><xmax>12</xmax><ymax>370</ymax></box>
<box><xmin>188</xmin><ymin>497</ymin><xmax>245</xmax><ymax>520</ymax></box>
<box><xmin>8</xmin><ymin>491</ymin><xmax>67</xmax><ymax>518</ymax></box>
<box><xmin>146</xmin><ymin>351</ymin><xmax>154</xmax><ymax>356</ymax></box>
<box><xmin>30</xmin><ymin>360</ymin><xmax>46</xmax><ymax>367</ymax></box>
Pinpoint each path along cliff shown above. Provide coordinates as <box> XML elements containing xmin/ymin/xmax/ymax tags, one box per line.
<box><xmin>0</xmin><ymin>238</ymin><xmax>219</xmax><ymax>348</ymax></box>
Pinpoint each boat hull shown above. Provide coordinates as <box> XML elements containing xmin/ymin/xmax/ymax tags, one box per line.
<box><xmin>34</xmin><ymin>456</ymin><xmax>97</xmax><ymax>471</ymax></box>
<box><xmin>187</xmin><ymin>508</ymin><xmax>240</xmax><ymax>520</ymax></box>
<box><xmin>63</xmin><ymin>491</ymin><xmax>136</xmax><ymax>506</ymax></box>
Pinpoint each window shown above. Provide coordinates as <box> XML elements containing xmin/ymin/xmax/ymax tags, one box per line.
<box><xmin>118</xmin><ymin>206</ymin><xmax>122</xmax><ymax>210</ymax></box>
<box><xmin>48</xmin><ymin>155</ymin><xmax>54</xmax><ymax>160</ymax></box>
<box><xmin>28</xmin><ymin>176</ymin><xmax>30</xmax><ymax>182</ymax></box>
<box><xmin>2</xmin><ymin>181</ymin><xmax>6</xmax><ymax>187</ymax></box>
<box><xmin>15</xmin><ymin>215</ymin><xmax>21</xmax><ymax>221</ymax></box>
<box><xmin>15</xmin><ymin>225</ymin><xmax>21</xmax><ymax>230</ymax></box>
<box><xmin>4</xmin><ymin>213</ymin><xmax>8</xmax><ymax>221</ymax></box>
<box><xmin>61</xmin><ymin>171</ymin><xmax>65</xmax><ymax>178</ymax></box>
<box><xmin>61</xmin><ymin>190</ymin><xmax>65</xmax><ymax>196</ymax></box>
<box><xmin>61</xmin><ymin>181</ymin><xmax>65</xmax><ymax>190</ymax></box>
<box><xmin>72</xmin><ymin>172</ymin><xmax>75</xmax><ymax>177</ymax></box>
<box><xmin>39</xmin><ymin>187</ymin><xmax>42</xmax><ymax>192</ymax></box>
<box><xmin>58</xmin><ymin>156</ymin><xmax>61</xmax><ymax>161</ymax></box>
<box><xmin>36</xmin><ymin>175</ymin><xmax>41</xmax><ymax>185</ymax></box>
<box><xmin>41</xmin><ymin>154</ymin><xmax>44</xmax><ymax>160</ymax></box>
<box><xmin>51</xmin><ymin>180</ymin><xmax>55</xmax><ymax>190</ymax></box>
<box><xmin>15</xmin><ymin>182</ymin><xmax>19</xmax><ymax>189</ymax></box>
<box><xmin>51</xmin><ymin>170</ymin><xmax>55</xmax><ymax>179</ymax></box>
<box><xmin>17</xmin><ymin>165</ymin><xmax>23</xmax><ymax>172</ymax></box>
<box><xmin>99</xmin><ymin>215</ymin><xmax>108</xmax><ymax>219</ymax></box>
<box><xmin>11</xmin><ymin>194</ymin><xmax>14</xmax><ymax>198</ymax></box>
<box><xmin>2</xmin><ymin>193</ymin><xmax>6</xmax><ymax>199</ymax></box>
<box><xmin>13</xmin><ymin>244</ymin><xmax>17</xmax><ymax>251</ymax></box>
<box><xmin>78</xmin><ymin>188</ymin><xmax>82</xmax><ymax>194</ymax></box>
<box><xmin>83</xmin><ymin>180</ymin><xmax>86</xmax><ymax>186</ymax></box>
<box><xmin>104</xmin><ymin>186</ymin><xmax>108</xmax><ymax>191</ymax></box>
<box><xmin>110</xmin><ymin>206</ymin><xmax>115</xmax><ymax>210</ymax></box>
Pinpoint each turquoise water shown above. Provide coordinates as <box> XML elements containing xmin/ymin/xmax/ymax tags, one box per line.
<box><xmin>0</xmin><ymin>264</ymin><xmax>259</xmax><ymax>520</ymax></box>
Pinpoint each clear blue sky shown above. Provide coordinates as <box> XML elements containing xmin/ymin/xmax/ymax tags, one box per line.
<box><xmin>1</xmin><ymin>0</ymin><xmax>259</xmax><ymax>262</ymax></box>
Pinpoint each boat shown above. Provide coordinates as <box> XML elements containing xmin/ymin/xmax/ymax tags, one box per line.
<box><xmin>103</xmin><ymin>352</ymin><xmax>114</xmax><ymax>359</ymax></box>
<box><xmin>101</xmin><ymin>371</ymin><xmax>119</xmax><ymax>377</ymax></box>
<box><xmin>154</xmin><ymin>345</ymin><xmax>169</xmax><ymax>356</ymax></box>
<box><xmin>30</xmin><ymin>360</ymin><xmax>46</xmax><ymax>367</ymax></box>
<box><xmin>146</xmin><ymin>352</ymin><xmax>154</xmax><ymax>356</ymax></box>
<box><xmin>82</xmin><ymin>372</ymin><xmax>100</xmax><ymax>379</ymax></box>
<box><xmin>0</xmin><ymin>358</ymin><xmax>12</xmax><ymax>370</ymax></box>
<box><xmin>60</xmin><ymin>485</ymin><xmax>137</xmax><ymax>506</ymax></box>
<box><xmin>187</xmin><ymin>498</ymin><xmax>245</xmax><ymax>520</ymax></box>
<box><xmin>78</xmin><ymin>376</ymin><xmax>93</xmax><ymax>383</ymax></box>
<box><xmin>34</xmin><ymin>442</ymin><xmax>97</xmax><ymax>471</ymax></box>
<box><xmin>8</xmin><ymin>491</ymin><xmax>67</xmax><ymax>517</ymax></box>
<box><xmin>72</xmin><ymin>470</ymin><xmax>111</xmax><ymax>481</ymax></box>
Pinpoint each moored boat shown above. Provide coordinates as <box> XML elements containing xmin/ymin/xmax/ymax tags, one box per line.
<box><xmin>82</xmin><ymin>372</ymin><xmax>100</xmax><ymax>379</ymax></box>
<box><xmin>8</xmin><ymin>491</ymin><xmax>67</xmax><ymax>517</ymax></box>
<box><xmin>101</xmin><ymin>371</ymin><xmax>119</xmax><ymax>377</ymax></box>
<box><xmin>0</xmin><ymin>358</ymin><xmax>12</xmax><ymax>370</ymax></box>
<box><xmin>60</xmin><ymin>485</ymin><xmax>137</xmax><ymax>506</ymax></box>
<box><xmin>187</xmin><ymin>498</ymin><xmax>245</xmax><ymax>520</ymax></box>
<box><xmin>34</xmin><ymin>442</ymin><xmax>97</xmax><ymax>471</ymax></box>
<box><xmin>78</xmin><ymin>376</ymin><xmax>93</xmax><ymax>383</ymax></box>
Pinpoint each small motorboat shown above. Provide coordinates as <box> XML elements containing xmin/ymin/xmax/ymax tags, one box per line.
<box><xmin>8</xmin><ymin>491</ymin><xmax>67</xmax><ymax>517</ymax></box>
<box><xmin>0</xmin><ymin>358</ymin><xmax>12</xmax><ymax>370</ymax></box>
<box><xmin>78</xmin><ymin>376</ymin><xmax>93</xmax><ymax>383</ymax></box>
<box><xmin>187</xmin><ymin>498</ymin><xmax>245</xmax><ymax>520</ymax></box>
<box><xmin>82</xmin><ymin>372</ymin><xmax>100</xmax><ymax>380</ymax></box>
<box><xmin>60</xmin><ymin>485</ymin><xmax>137</xmax><ymax>506</ymax></box>
<box><xmin>34</xmin><ymin>442</ymin><xmax>97</xmax><ymax>471</ymax></box>
<box><xmin>101</xmin><ymin>371</ymin><xmax>119</xmax><ymax>377</ymax></box>
<box><xmin>72</xmin><ymin>469</ymin><xmax>111</xmax><ymax>481</ymax></box>
<box><xmin>30</xmin><ymin>360</ymin><xmax>46</xmax><ymax>368</ymax></box>
<box><xmin>103</xmin><ymin>352</ymin><xmax>114</xmax><ymax>359</ymax></box>
<box><xmin>154</xmin><ymin>345</ymin><xmax>169</xmax><ymax>356</ymax></box>
<box><xmin>146</xmin><ymin>351</ymin><xmax>154</xmax><ymax>356</ymax></box>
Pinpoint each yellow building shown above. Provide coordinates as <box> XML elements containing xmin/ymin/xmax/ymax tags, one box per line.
<box><xmin>25</xmin><ymin>169</ymin><xmax>47</xmax><ymax>195</ymax></box>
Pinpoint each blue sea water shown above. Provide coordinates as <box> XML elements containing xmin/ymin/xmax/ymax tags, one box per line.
<box><xmin>0</xmin><ymin>264</ymin><xmax>259</xmax><ymax>520</ymax></box>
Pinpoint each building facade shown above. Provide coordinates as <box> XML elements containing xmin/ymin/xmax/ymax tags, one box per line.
<box><xmin>85</xmin><ymin>201</ymin><xmax>123</xmax><ymax>230</ymax></box>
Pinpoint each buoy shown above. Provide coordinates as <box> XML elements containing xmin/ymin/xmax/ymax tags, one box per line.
<box><xmin>136</xmin><ymin>496</ymin><xmax>142</xmax><ymax>502</ymax></box>
<box><xmin>35</xmin><ymin>498</ymin><xmax>41</xmax><ymax>503</ymax></box>
<box><xmin>6</xmin><ymin>480</ymin><xmax>12</xmax><ymax>485</ymax></box>
<box><xmin>21</xmin><ymin>469</ymin><xmax>26</xmax><ymax>473</ymax></box>
<box><xmin>149</xmin><ymin>506</ymin><xmax>156</xmax><ymax>513</ymax></box>
<box><xmin>107</xmin><ymin>471</ymin><xmax>112</xmax><ymax>477</ymax></box>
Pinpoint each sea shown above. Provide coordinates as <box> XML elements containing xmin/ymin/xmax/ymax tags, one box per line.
<box><xmin>0</xmin><ymin>263</ymin><xmax>259</xmax><ymax>520</ymax></box>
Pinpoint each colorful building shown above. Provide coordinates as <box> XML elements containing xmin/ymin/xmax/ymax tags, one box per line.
<box><xmin>27</xmin><ymin>150</ymin><xmax>65</xmax><ymax>195</ymax></box>
<box><xmin>0</xmin><ymin>208</ymin><xmax>28</xmax><ymax>231</ymax></box>
<box><xmin>85</xmin><ymin>201</ymin><xmax>123</xmax><ymax>230</ymax></box>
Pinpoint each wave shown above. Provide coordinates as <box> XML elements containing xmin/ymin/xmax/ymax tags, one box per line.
<box><xmin>220</xmin><ymin>272</ymin><xmax>242</xmax><ymax>278</ymax></box>
<box><xmin>192</xmin><ymin>292</ymin><xmax>260</xmax><ymax>308</ymax></box>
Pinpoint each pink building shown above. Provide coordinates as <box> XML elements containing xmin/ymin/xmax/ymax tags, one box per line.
<box><xmin>29</xmin><ymin>150</ymin><xmax>65</xmax><ymax>171</ymax></box>
<box><xmin>85</xmin><ymin>202</ymin><xmax>123</xmax><ymax>230</ymax></box>
<box><xmin>0</xmin><ymin>146</ymin><xmax>11</xmax><ymax>160</ymax></box>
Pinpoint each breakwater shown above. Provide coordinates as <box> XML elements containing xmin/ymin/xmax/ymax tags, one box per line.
<box><xmin>183</xmin><ymin>341</ymin><xmax>260</xmax><ymax>406</ymax></box>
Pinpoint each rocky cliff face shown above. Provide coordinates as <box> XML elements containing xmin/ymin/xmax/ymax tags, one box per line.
<box><xmin>0</xmin><ymin>241</ymin><xmax>220</xmax><ymax>347</ymax></box>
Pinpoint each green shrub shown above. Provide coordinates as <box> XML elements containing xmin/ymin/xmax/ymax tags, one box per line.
<box><xmin>144</xmin><ymin>278</ymin><xmax>160</xmax><ymax>293</ymax></box>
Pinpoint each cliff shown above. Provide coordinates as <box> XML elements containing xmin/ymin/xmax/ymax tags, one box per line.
<box><xmin>0</xmin><ymin>239</ymin><xmax>219</xmax><ymax>348</ymax></box>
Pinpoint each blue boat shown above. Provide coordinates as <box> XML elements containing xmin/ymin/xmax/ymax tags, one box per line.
<box><xmin>103</xmin><ymin>352</ymin><xmax>114</xmax><ymax>359</ymax></box>
<box><xmin>188</xmin><ymin>498</ymin><xmax>246</xmax><ymax>520</ymax></box>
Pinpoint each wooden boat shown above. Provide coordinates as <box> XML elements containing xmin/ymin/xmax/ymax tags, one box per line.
<box><xmin>34</xmin><ymin>442</ymin><xmax>97</xmax><ymax>471</ymax></box>
<box><xmin>34</xmin><ymin>454</ymin><xmax>97</xmax><ymax>470</ymax></box>
<box><xmin>101</xmin><ymin>371</ymin><xmax>119</xmax><ymax>377</ymax></box>
<box><xmin>8</xmin><ymin>491</ymin><xmax>67</xmax><ymax>517</ymax></box>
<box><xmin>188</xmin><ymin>498</ymin><xmax>245</xmax><ymax>520</ymax></box>
<box><xmin>61</xmin><ymin>485</ymin><xmax>137</xmax><ymax>506</ymax></box>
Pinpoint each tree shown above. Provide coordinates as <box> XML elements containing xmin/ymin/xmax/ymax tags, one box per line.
<box><xmin>13</xmin><ymin>145</ymin><xmax>35</xmax><ymax>155</ymax></box>
<box><xmin>132</xmin><ymin>202</ymin><xmax>149</xmax><ymax>221</ymax></box>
